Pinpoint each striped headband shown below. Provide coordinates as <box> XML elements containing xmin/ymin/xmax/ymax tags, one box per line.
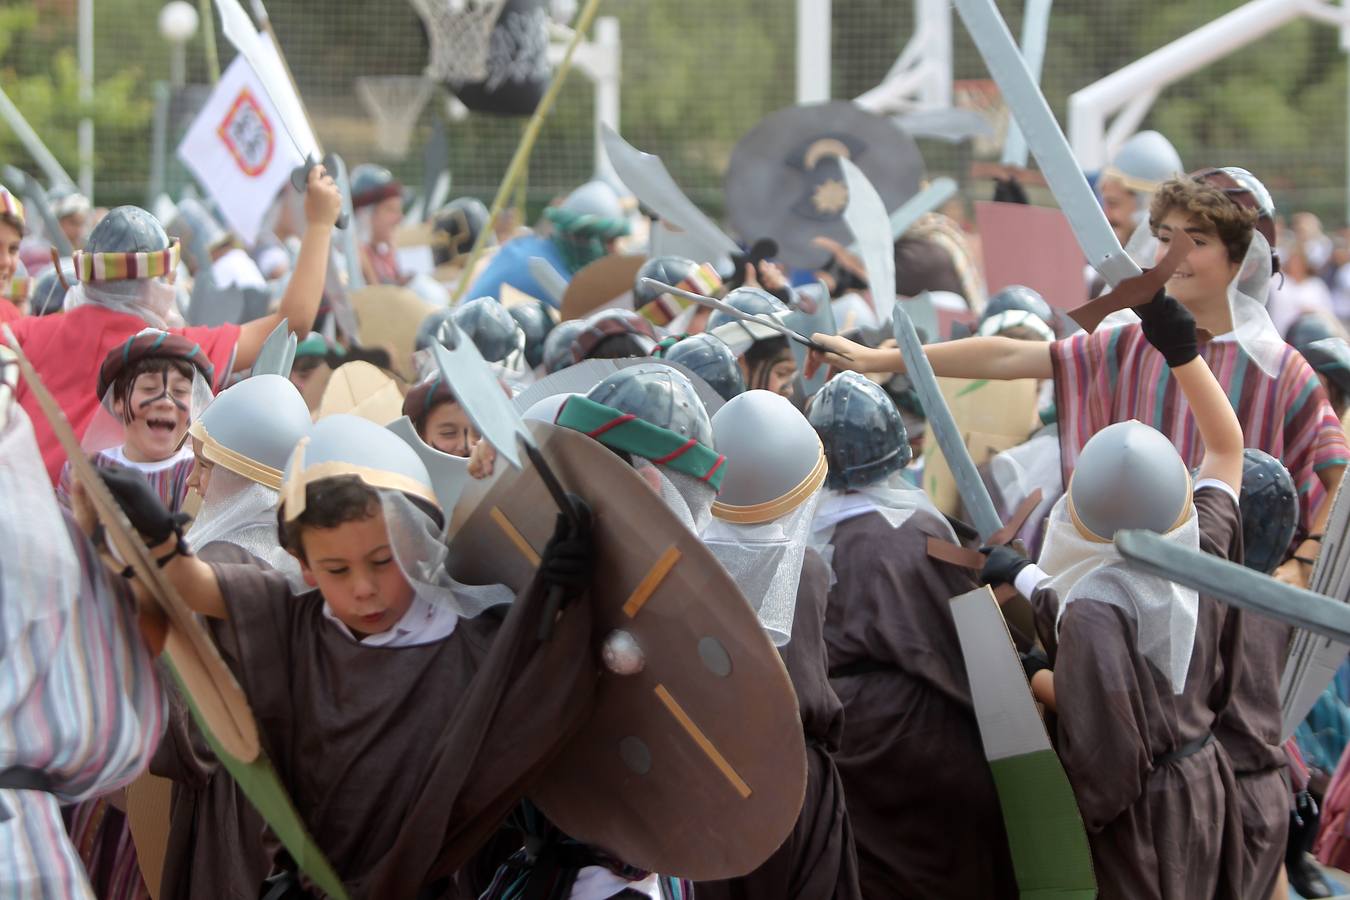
<box><xmin>555</xmin><ymin>394</ymin><xmax>726</xmax><ymax>490</ymax></box>
<box><xmin>0</xmin><ymin>187</ymin><xmax>25</xmax><ymax>228</ymax></box>
<box><xmin>73</xmin><ymin>240</ymin><xmax>181</xmax><ymax>283</ymax></box>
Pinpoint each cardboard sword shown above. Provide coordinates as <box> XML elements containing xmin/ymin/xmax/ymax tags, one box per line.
<box><xmin>1115</xmin><ymin>529</ymin><xmax>1350</xmax><ymax>645</ymax></box>
<box><xmin>950</xmin><ymin>0</ymin><xmax>1192</xmax><ymax>331</ymax></box>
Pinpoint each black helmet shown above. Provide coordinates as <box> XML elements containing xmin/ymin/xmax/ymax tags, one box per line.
<box><xmin>508</xmin><ymin>301</ymin><xmax>555</xmax><ymax>369</ymax></box>
<box><xmin>431</xmin><ymin>197</ymin><xmax>490</xmax><ymax>266</ymax></box>
<box><xmin>1238</xmin><ymin>449</ymin><xmax>1298</xmax><ymax>575</ymax></box>
<box><xmin>541</xmin><ymin>319</ymin><xmax>588</xmax><ymax>374</ymax></box>
<box><xmin>982</xmin><ymin>284</ymin><xmax>1054</xmax><ymax>328</ymax></box>
<box><xmin>451</xmin><ymin>296</ymin><xmax>526</xmax><ymax>367</ymax></box>
<box><xmin>29</xmin><ymin>262</ymin><xmax>74</xmax><ymax>315</ymax></box>
<box><xmin>806</xmin><ymin>371</ymin><xmax>911</xmax><ymax>490</ymax></box>
<box><xmin>414</xmin><ymin>307</ymin><xmax>456</xmax><ymax>352</ymax></box>
<box><xmin>662</xmin><ymin>333</ymin><xmax>745</xmax><ymax>402</ymax></box>
<box><xmin>633</xmin><ymin>255</ymin><xmax>700</xmax><ymax>309</ymax></box>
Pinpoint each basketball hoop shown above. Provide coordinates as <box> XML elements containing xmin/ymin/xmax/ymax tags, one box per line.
<box><xmin>355</xmin><ymin>76</ymin><xmax>436</xmax><ymax>159</ymax></box>
<box><xmin>410</xmin><ymin>0</ymin><xmax>507</xmax><ymax>85</ymax></box>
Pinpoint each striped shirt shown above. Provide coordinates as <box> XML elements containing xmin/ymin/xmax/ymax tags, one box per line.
<box><xmin>57</xmin><ymin>444</ymin><xmax>196</xmax><ymax>515</ymax></box>
<box><xmin>0</xmin><ymin>409</ymin><xmax>165</xmax><ymax>899</ymax></box>
<box><xmin>1052</xmin><ymin>324</ymin><xmax>1349</xmax><ymax>535</ymax></box>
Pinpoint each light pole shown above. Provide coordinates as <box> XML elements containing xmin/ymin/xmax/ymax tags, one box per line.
<box><xmin>158</xmin><ymin>1</ymin><xmax>200</xmax><ymax>88</ymax></box>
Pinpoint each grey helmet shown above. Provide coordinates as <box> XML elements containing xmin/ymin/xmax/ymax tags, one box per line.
<box><xmin>1301</xmin><ymin>337</ymin><xmax>1350</xmax><ymax>405</ymax></box>
<box><xmin>560</xmin><ymin>180</ymin><xmax>625</xmax><ymax>221</ymax></box>
<box><xmin>451</xmin><ymin>296</ymin><xmax>526</xmax><ymax>368</ymax></box>
<box><xmin>706</xmin><ymin>286</ymin><xmax>787</xmax><ymax>332</ymax></box>
<box><xmin>633</xmin><ymin>255</ymin><xmax>700</xmax><ymax>309</ymax></box>
<box><xmin>415</xmin><ymin>307</ymin><xmax>456</xmax><ymax>352</ymax></box>
<box><xmin>541</xmin><ymin>318</ymin><xmax>588</xmax><ymax>373</ymax></box>
<box><xmin>350</xmin><ymin>164</ymin><xmax>402</xmax><ymax>210</ymax></box>
<box><xmin>586</xmin><ymin>363</ymin><xmax>713</xmax><ymax>446</ymax></box>
<box><xmin>1068</xmin><ymin>420</ymin><xmax>1190</xmax><ymax>540</ymax></box>
<box><xmin>711</xmin><ymin>390</ymin><xmax>825</xmax><ymax>523</ymax></box>
<box><xmin>431</xmin><ymin>197</ymin><xmax>491</xmax><ymax>267</ymax></box>
<box><xmin>281</xmin><ymin>413</ymin><xmax>438</xmax><ymax>521</ymax></box>
<box><xmin>86</xmin><ymin>205</ymin><xmax>171</xmax><ymax>255</ymax></box>
<box><xmin>167</xmin><ymin>197</ymin><xmax>230</xmax><ymax>274</ymax></box>
<box><xmin>981</xmin><ymin>285</ymin><xmax>1055</xmax><ymax>330</ymax></box>
<box><xmin>508</xmin><ymin>300</ymin><xmax>555</xmax><ymax>369</ymax></box>
<box><xmin>1238</xmin><ymin>449</ymin><xmax>1297</xmax><ymax>575</ymax></box>
<box><xmin>189</xmin><ymin>373</ymin><xmax>312</xmax><ymax>489</ymax></box>
<box><xmin>1287</xmin><ymin>313</ymin><xmax>1344</xmax><ymax>354</ymax></box>
<box><xmin>662</xmin><ymin>333</ymin><xmax>745</xmax><ymax>402</ymax></box>
<box><xmin>1105</xmin><ymin>130</ymin><xmax>1183</xmax><ymax>194</ymax></box>
<box><xmin>976</xmin><ymin>309</ymin><xmax>1055</xmax><ymax>342</ymax></box>
<box><xmin>806</xmin><ymin>371</ymin><xmax>911</xmax><ymax>490</ymax></box>
<box><xmin>29</xmin><ymin>262</ymin><xmax>74</xmax><ymax>315</ymax></box>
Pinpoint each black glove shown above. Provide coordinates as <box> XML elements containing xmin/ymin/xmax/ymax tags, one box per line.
<box><xmin>1135</xmin><ymin>290</ymin><xmax>1199</xmax><ymax>368</ymax></box>
<box><xmin>1021</xmin><ymin>646</ymin><xmax>1052</xmax><ymax>681</ymax></box>
<box><xmin>98</xmin><ymin>465</ymin><xmax>188</xmax><ymax>548</ymax></box>
<box><xmin>538</xmin><ymin>494</ymin><xmax>594</xmax><ymax>597</ymax></box>
<box><xmin>979</xmin><ymin>544</ymin><xmax>1031</xmax><ymax>587</ymax></box>
<box><xmin>993</xmin><ymin>177</ymin><xmax>1029</xmax><ymax>205</ymax></box>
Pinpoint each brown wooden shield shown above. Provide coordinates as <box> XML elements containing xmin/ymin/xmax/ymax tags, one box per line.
<box><xmin>446</xmin><ymin>421</ymin><xmax>807</xmax><ymax>880</ymax></box>
<box><xmin>559</xmin><ymin>254</ymin><xmax>647</xmax><ymax>321</ymax></box>
<box><xmin>317</xmin><ymin>361</ymin><xmax>405</xmax><ymax>425</ymax></box>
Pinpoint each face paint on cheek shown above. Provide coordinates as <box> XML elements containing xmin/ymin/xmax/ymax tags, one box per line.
<box><xmin>136</xmin><ymin>372</ymin><xmax>191</xmax><ymax>416</ymax></box>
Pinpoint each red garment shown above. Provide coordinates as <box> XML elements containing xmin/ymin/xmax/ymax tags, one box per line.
<box><xmin>8</xmin><ymin>305</ymin><xmax>239</xmax><ymax>482</ymax></box>
<box><xmin>0</xmin><ymin>300</ymin><xmax>22</xmax><ymax>324</ymax></box>
<box><xmin>363</xmin><ymin>243</ymin><xmax>405</xmax><ymax>286</ymax></box>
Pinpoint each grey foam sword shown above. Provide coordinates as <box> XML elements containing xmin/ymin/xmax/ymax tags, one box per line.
<box><xmin>951</xmin><ymin>0</ymin><xmax>1192</xmax><ymax>331</ymax></box>
<box><xmin>1116</xmin><ymin>529</ymin><xmax>1350</xmax><ymax>646</ymax></box>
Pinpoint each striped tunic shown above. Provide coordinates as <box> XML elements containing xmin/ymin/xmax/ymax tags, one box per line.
<box><xmin>0</xmin><ymin>409</ymin><xmax>165</xmax><ymax>899</ymax></box>
<box><xmin>1052</xmin><ymin>324</ymin><xmax>1349</xmax><ymax>535</ymax></box>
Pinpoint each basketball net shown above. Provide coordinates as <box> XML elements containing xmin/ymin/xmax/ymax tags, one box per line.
<box><xmin>355</xmin><ymin>76</ymin><xmax>436</xmax><ymax>159</ymax></box>
<box><xmin>410</xmin><ymin>0</ymin><xmax>507</xmax><ymax>85</ymax></box>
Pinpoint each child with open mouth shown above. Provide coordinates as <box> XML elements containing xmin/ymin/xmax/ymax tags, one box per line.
<box><xmin>58</xmin><ymin>328</ymin><xmax>215</xmax><ymax>514</ymax></box>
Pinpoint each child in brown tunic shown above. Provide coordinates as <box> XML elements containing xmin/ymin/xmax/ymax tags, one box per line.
<box><xmin>985</xmin><ymin>294</ymin><xmax>1248</xmax><ymax>900</ymax></box>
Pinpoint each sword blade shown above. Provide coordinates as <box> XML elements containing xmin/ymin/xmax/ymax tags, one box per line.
<box><xmin>952</xmin><ymin>0</ymin><xmax>1140</xmax><ymax>287</ymax></box>
<box><xmin>1115</xmin><ymin>530</ymin><xmax>1350</xmax><ymax>645</ymax></box>
<box><xmin>601</xmin><ymin>125</ymin><xmax>739</xmax><ymax>260</ymax></box>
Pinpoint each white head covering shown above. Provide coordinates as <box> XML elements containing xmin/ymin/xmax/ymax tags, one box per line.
<box><xmin>1039</xmin><ymin>493</ymin><xmax>1199</xmax><ymax>693</ymax></box>
<box><xmin>186</xmin><ymin>467</ymin><xmax>303</xmax><ymax>588</ymax></box>
<box><xmin>808</xmin><ymin>471</ymin><xmax>953</xmax><ymax>580</ymax></box>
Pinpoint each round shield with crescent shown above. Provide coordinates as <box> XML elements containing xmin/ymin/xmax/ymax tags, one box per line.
<box><xmin>724</xmin><ymin>101</ymin><xmax>925</xmax><ymax>270</ymax></box>
<box><xmin>446</xmin><ymin>421</ymin><xmax>807</xmax><ymax>880</ymax></box>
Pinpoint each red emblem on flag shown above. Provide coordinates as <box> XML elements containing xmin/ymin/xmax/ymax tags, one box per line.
<box><xmin>217</xmin><ymin>88</ymin><xmax>275</xmax><ymax>177</ymax></box>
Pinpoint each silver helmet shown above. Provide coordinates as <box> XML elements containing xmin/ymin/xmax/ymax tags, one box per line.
<box><xmin>711</xmin><ymin>390</ymin><xmax>825</xmax><ymax>524</ymax></box>
<box><xmin>806</xmin><ymin>371</ymin><xmax>910</xmax><ymax>490</ymax></box>
<box><xmin>451</xmin><ymin>296</ymin><xmax>527</xmax><ymax>369</ymax></box>
<box><xmin>1105</xmin><ymin>130</ymin><xmax>1183</xmax><ymax>194</ymax></box>
<box><xmin>281</xmin><ymin>413</ymin><xmax>439</xmax><ymax>521</ymax></box>
<box><xmin>1068</xmin><ymin>420</ymin><xmax>1190</xmax><ymax>541</ymax></box>
<box><xmin>189</xmin><ymin>373</ymin><xmax>312</xmax><ymax>490</ymax></box>
<box><xmin>661</xmin><ymin>333</ymin><xmax>745</xmax><ymax>402</ymax></box>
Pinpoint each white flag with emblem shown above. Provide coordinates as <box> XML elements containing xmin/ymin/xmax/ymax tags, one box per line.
<box><xmin>176</xmin><ymin>51</ymin><xmax>305</xmax><ymax>244</ymax></box>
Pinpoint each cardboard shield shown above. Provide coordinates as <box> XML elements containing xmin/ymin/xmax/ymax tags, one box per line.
<box><xmin>559</xmin><ymin>255</ymin><xmax>648</xmax><ymax>322</ymax></box>
<box><xmin>317</xmin><ymin>361</ymin><xmax>405</xmax><ymax>425</ymax></box>
<box><xmin>975</xmin><ymin>201</ymin><xmax>1087</xmax><ymax>311</ymax></box>
<box><xmin>725</xmin><ymin>102</ymin><xmax>925</xmax><ymax>270</ymax></box>
<box><xmin>922</xmin><ymin>376</ymin><xmax>1040</xmax><ymax>519</ymax></box>
<box><xmin>446</xmin><ymin>421</ymin><xmax>807</xmax><ymax>880</ymax></box>
<box><xmin>350</xmin><ymin>284</ymin><xmax>437</xmax><ymax>381</ymax></box>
